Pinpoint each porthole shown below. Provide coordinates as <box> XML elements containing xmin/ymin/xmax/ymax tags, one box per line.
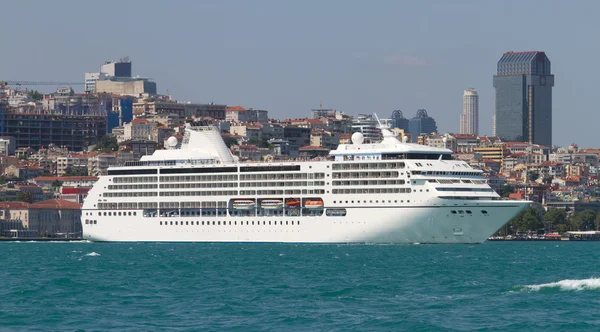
<box><xmin>175</xmin><ymin>221</ymin><xmax>178</xmax><ymax>225</ymax></box>
<box><xmin>482</xmin><ymin>210</ymin><xmax>488</xmax><ymax>214</ymax></box>
<box><xmin>160</xmin><ymin>221</ymin><xmax>163</xmax><ymax>225</ymax></box>
<box><xmin>466</xmin><ymin>210</ymin><xmax>472</xmax><ymax>214</ymax></box>
<box><xmin>451</xmin><ymin>210</ymin><xmax>457</xmax><ymax>214</ymax></box>
<box><xmin>170</xmin><ymin>221</ymin><xmax>173</xmax><ymax>225</ymax></box>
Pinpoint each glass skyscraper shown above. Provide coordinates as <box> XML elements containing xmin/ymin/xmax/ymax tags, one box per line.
<box><xmin>493</xmin><ymin>51</ymin><xmax>554</xmax><ymax>146</ymax></box>
<box><xmin>408</xmin><ymin>109</ymin><xmax>438</xmax><ymax>142</ymax></box>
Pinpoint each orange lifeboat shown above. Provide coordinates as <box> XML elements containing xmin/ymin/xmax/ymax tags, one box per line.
<box><xmin>285</xmin><ymin>199</ymin><xmax>301</xmax><ymax>207</ymax></box>
<box><xmin>304</xmin><ymin>200</ymin><xmax>324</xmax><ymax>209</ymax></box>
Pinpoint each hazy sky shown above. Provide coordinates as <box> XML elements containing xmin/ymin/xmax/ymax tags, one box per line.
<box><xmin>2</xmin><ymin>0</ymin><xmax>598</xmax><ymax>147</ymax></box>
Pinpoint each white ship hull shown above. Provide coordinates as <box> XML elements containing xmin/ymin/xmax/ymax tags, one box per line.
<box><xmin>82</xmin><ymin>200</ymin><xmax>528</xmax><ymax>244</ymax></box>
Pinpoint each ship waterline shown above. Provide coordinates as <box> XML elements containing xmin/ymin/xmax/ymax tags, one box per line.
<box><xmin>81</xmin><ymin>120</ymin><xmax>530</xmax><ymax>243</ymax></box>
<box><xmin>83</xmin><ymin>200</ymin><xmax>528</xmax><ymax>243</ymax></box>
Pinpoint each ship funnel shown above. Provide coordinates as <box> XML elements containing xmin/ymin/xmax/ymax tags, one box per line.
<box><xmin>182</xmin><ymin>121</ymin><xmax>236</xmax><ymax>163</ymax></box>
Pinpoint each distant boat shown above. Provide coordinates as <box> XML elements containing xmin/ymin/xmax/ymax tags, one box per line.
<box><xmin>261</xmin><ymin>199</ymin><xmax>283</xmax><ymax>210</ymax></box>
<box><xmin>232</xmin><ymin>200</ymin><xmax>255</xmax><ymax>210</ymax></box>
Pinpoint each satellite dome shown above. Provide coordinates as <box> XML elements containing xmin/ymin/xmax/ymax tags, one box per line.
<box><xmin>351</xmin><ymin>132</ymin><xmax>364</xmax><ymax>145</ymax></box>
<box><xmin>167</xmin><ymin>136</ymin><xmax>178</xmax><ymax>147</ymax></box>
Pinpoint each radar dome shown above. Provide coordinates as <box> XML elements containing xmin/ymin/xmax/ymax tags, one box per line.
<box><xmin>351</xmin><ymin>132</ymin><xmax>364</xmax><ymax>145</ymax></box>
<box><xmin>402</xmin><ymin>136</ymin><xmax>409</xmax><ymax>143</ymax></box>
<box><xmin>167</xmin><ymin>136</ymin><xmax>178</xmax><ymax>147</ymax></box>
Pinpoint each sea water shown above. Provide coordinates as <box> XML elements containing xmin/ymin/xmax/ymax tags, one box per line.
<box><xmin>1</xmin><ymin>241</ymin><xmax>599</xmax><ymax>331</ymax></box>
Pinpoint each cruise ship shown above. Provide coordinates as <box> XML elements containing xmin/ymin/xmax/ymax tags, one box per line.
<box><xmin>81</xmin><ymin>120</ymin><xmax>530</xmax><ymax>243</ymax></box>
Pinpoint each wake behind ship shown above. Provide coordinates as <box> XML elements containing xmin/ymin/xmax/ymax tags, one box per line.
<box><xmin>81</xmin><ymin>119</ymin><xmax>530</xmax><ymax>243</ymax></box>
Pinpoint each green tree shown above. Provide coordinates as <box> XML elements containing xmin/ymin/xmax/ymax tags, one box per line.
<box><xmin>64</xmin><ymin>166</ymin><xmax>88</xmax><ymax>176</ymax></box>
<box><xmin>542</xmin><ymin>175</ymin><xmax>554</xmax><ymax>185</ymax></box>
<box><xmin>522</xmin><ymin>207</ymin><xmax>543</xmax><ymax>232</ymax></box>
<box><xmin>543</xmin><ymin>208</ymin><xmax>567</xmax><ymax>232</ymax></box>
<box><xmin>222</xmin><ymin>136</ymin><xmax>238</xmax><ymax>148</ymax></box>
<box><xmin>94</xmin><ymin>135</ymin><xmax>119</xmax><ymax>153</ymax></box>
<box><xmin>0</xmin><ymin>176</ymin><xmax>6</xmax><ymax>185</ymax></box>
<box><xmin>16</xmin><ymin>192</ymin><xmax>33</xmax><ymax>204</ymax></box>
<box><xmin>502</xmin><ymin>184</ymin><xmax>515</xmax><ymax>198</ymax></box>
<box><xmin>28</xmin><ymin>90</ymin><xmax>43</xmax><ymax>101</ymax></box>
<box><xmin>527</xmin><ymin>170</ymin><xmax>540</xmax><ymax>182</ymax></box>
<box><xmin>574</xmin><ymin>210</ymin><xmax>596</xmax><ymax>231</ymax></box>
<box><xmin>595</xmin><ymin>213</ymin><xmax>600</xmax><ymax>231</ymax></box>
<box><xmin>51</xmin><ymin>180</ymin><xmax>63</xmax><ymax>188</ymax></box>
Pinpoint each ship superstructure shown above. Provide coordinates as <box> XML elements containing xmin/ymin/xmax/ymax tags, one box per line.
<box><xmin>81</xmin><ymin>120</ymin><xmax>529</xmax><ymax>243</ymax></box>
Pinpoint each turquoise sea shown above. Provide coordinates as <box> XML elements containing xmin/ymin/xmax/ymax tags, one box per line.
<box><xmin>1</xmin><ymin>241</ymin><xmax>600</xmax><ymax>331</ymax></box>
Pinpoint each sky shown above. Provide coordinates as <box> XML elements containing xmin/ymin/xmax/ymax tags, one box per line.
<box><xmin>1</xmin><ymin>0</ymin><xmax>598</xmax><ymax>147</ymax></box>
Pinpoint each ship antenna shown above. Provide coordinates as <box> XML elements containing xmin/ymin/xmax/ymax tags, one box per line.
<box><xmin>373</xmin><ymin>112</ymin><xmax>382</xmax><ymax>127</ymax></box>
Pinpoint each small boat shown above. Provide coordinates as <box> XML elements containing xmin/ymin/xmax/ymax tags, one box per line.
<box><xmin>232</xmin><ymin>200</ymin><xmax>256</xmax><ymax>210</ymax></box>
<box><xmin>261</xmin><ymin>199</ymin><xmax>284</xmax><ymax>210</ymax></box>
<box><xmin>285</xmin><ymin>199</ymin><xmax>301</xmax><ymax>207</ymax></box>
<box><xmin>304</xmin><ymin>200</ymin><xmax>324</xmax><ymax>209</ymax></box>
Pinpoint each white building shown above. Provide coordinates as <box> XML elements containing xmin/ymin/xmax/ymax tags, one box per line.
<box><xmin>460</xmin><ymin>89</ymin><xmax>479</xmax><ymax>136</ymax></box>
<box><xmin>0</xmin><ymin>137</ymin><xmax>16</xmax><ymax>156</ymax></box>
<box><xmin>123</xmin><ymin>118</ymin><xmax>157</xmax><ymax>141</ymax></box>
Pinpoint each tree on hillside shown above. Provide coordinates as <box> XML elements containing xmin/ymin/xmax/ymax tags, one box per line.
<box><xmin>28</xmin><ymin>90</ymin><xmax>43</xmax><ymax>101</ymax></box>
<box><xmin>51</xmin><ymin>180</ymin><xmax>63</xmax><ymax>188</ymax></box>
<box><xmin>522</xmin><ymin>207</ymin><xmax>543</xmax><ymax>232</ymax></box>
<box><xmin>573</xmin><ymin>210</ymin><xmax>596</xmax><ymax>231</ymax></box>
<box><xmin>595</xmin><ymin>213</ymin><xmax>600</xmax><ymax>231</ymax></box>
<box><xmin>527</xmin><ymin>170</ymin><xmax>540</xmax><ymax>182</ymax></box>
<box><xmin>95</xmin><ymin>135</ymin><xmax>119</xmax><ymax>153</ymax></box>
<box><xmin>502</xmin><ymin>184</ymin><xmax>515</xmax><ymax>198</ymax></box>
<box><xmin>542</xmin><ymin>175</ymin><xmax>554</xmax><ymax>185</ymax></box>
<box><xmin>222</xmin><ymin>136</ymin><xmax>238</xmax><ymax>148</ymax></box>
<box><xmin>64</xmin><ymin>166</ymin><xmax>88</xmax><ymax>177</ymax></box>
<box><xmin>543</xmin><ymin>208</ymin><xmax>567</xmax><ymax>232</ymax></box>
<box><xmin>16</xmin><ymin>192</ymin><xmax>33</xmax><ymax>204</ymax></box>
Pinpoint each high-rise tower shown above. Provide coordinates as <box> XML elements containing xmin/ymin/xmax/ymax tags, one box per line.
<box><xmin>460</xmin><ymin>89</ymin><xmax>479</xmax><ymax>135</ymax></box>
<box><xmin>493</xmin><ymin>51</ymin><xmax>554</xmax><ymax>146</ymax></box>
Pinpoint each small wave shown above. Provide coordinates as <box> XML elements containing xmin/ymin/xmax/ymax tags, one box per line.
<box><xmin>521</xmin><ymin>278</ymin><xmax>600</xmax><ymax>292</ymax></box>
<box><xmin>85</xmin><ymin>252</ymin><xmax>101</xmax><ymax>257</ymax></box>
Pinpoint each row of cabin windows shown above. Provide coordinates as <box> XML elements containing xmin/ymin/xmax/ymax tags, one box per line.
<box><xmin>239</xmin><ymin>189</ymin><xmax>325</xmax><ymax>195</ymax></box>
<box><xmin>332</xmin><ymin>171</ymin><xmax>400</xmax><ymax>179</ymax></box>
<box><xmin>93</xmin><ymin>211</ymin><xmax>139</xmax><ymax>217</ymax></box>
<box><xmin>112</xmin><ymin>176</ymin><xmax>158</xmax><ymax>183</ymax></box>
<box><xmin>332</xmin><ymin>188</ymin><xmax>411</xmax><ymax>194</ymax></box>
<box><xmin>436</xmin><ymin>188</ymin><xmax>495</xmax><ymax>192</ymax></box>
<box><xmin>104</xmin><ymin>192</ymin><xmax>158</xmax><ymax>197</ymax></box>
<box><xmin>160</xmin><ymin>182</ymin><xmax>238</xmax><ymax>189</ymax></box>
<box><xmin>411</xmin><ymin>171</ymin><xmax>479</xmax><ymax>176</ymax></box>
<box><xmin>332</xmin><ymin>162</ymin><xmax>405</xmax><ymax>170</ymax></box>
<box><xmin>239</xmin><ymin>181</ymin><xmax>325</xmax><ymax>188</ymax></box>
<box><xmin>108</xmin><ymin>184</ymin><xmax>158</xmax><ymax>190</ymax></box>
<box><xmin>160</xmin><ymin>191</ymin><xmax>239</xmax><ymax>197</ymax></box>
<box><xmin>159</xmin><ymin>220</ymin><xmax>300</xmax><ymax>226</ymax></box>
<box><xmin>239</xmin><ymin>173</ymin><xmax>324</xmax><ymax>180</ymax></box>
<box><xmin>450</xmin><ymin>210</ymin><xmax>488</xmax><ymax>215</ymax></box>
<box><xmin>333</xmin><ymin>200</ymin><xmax>410</xmax><ymax>204</ymax></box>
<box><xmin>332</xmin><ymin>180</ymin><xmax>405</xmax><ymax>186</ymax></box>
<box><xmin>160</xmin><ymin>175</ymin><xmax>238</xmax><ymax>182</ymax></box>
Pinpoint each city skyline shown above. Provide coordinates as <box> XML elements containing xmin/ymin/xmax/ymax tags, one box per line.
<box><xmin>1</xmin><ymin>0</ymin><xmax>598</xmax><ymax>146</ymax></box>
